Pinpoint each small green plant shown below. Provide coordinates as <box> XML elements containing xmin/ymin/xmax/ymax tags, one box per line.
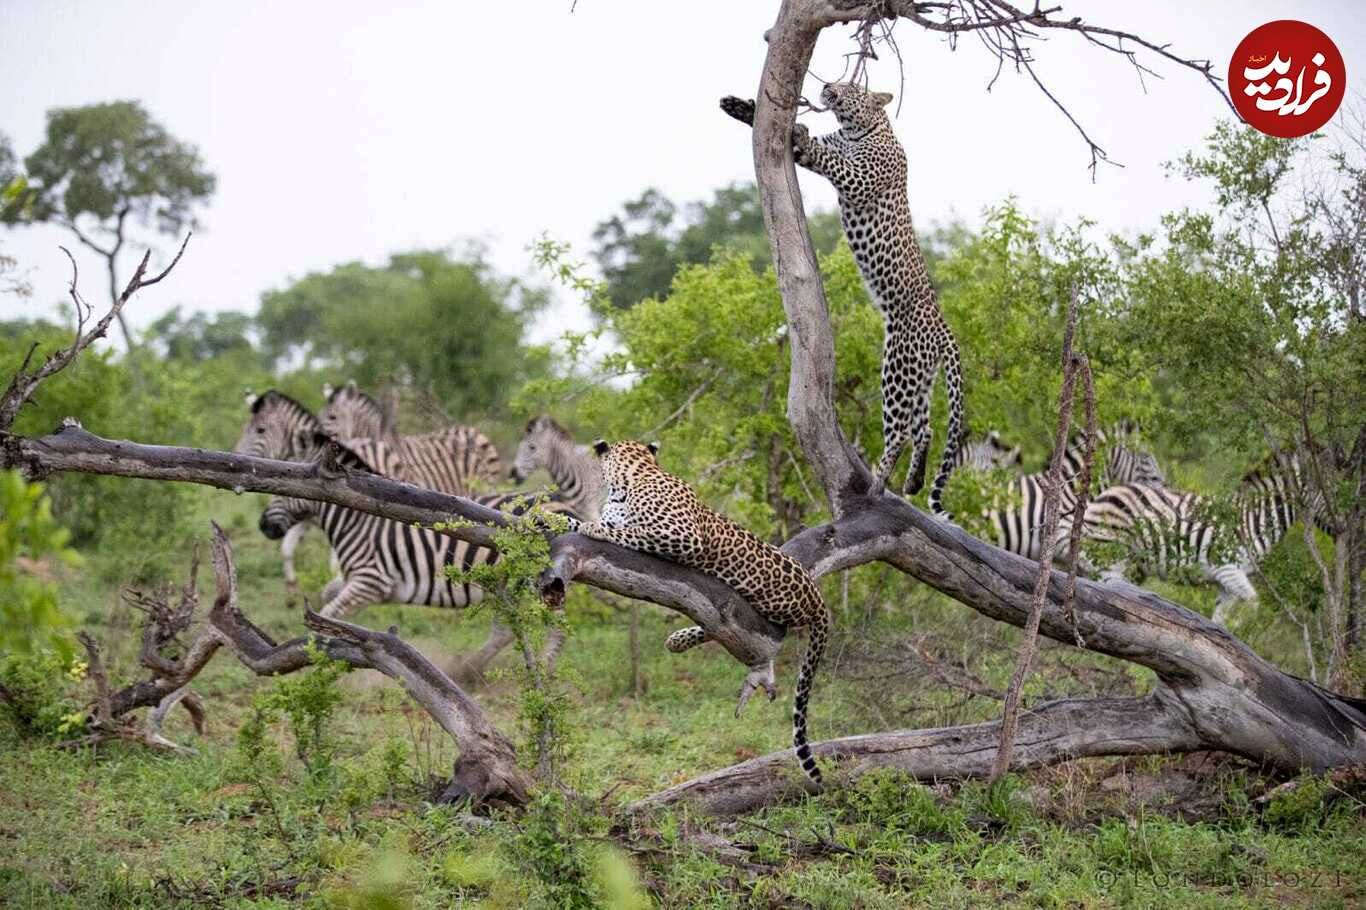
<box><xmin>238</xmin><ymin>639</ymin><xmax>349</xmax><ymax>782</ymax></box>
<box><xmin>445</xmin><ymin>496</ymin><xmax>574</xmax><ymax>780</ymax></box>
<box><xmin>0</xmin><ymin>647</ymin><xmax>87</xmax><ymax>738</ymax></box>
<box><xmin>1263</xmin><ymin>773</ymin><xmax>1335</xmax><ymax>833</ymax></box>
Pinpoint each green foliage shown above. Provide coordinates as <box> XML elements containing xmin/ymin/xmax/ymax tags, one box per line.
<box><xmin>590</xmin><ymin>182</ymin><xmax>843</xmax><ymax>313</ymax></box>
<box><xmin>238</xmin><ymin>640</ymin><xmax>350</xmax><ymax>782</ymax></box>
<box><xmin>0</xmin><ymin>648</ymin><xmax>86</xmax><ymax>738</ymax></box>
<box><xmin>2</xmin><ymin>100</ymin><xmax>214</xmax><ymax>233</ymax></box>
<box><xmin>5</xmin><ymin>325</ymin><xmax>203</xmax><ymax>581</ymax></box>
<box><xmin>0</xmin><ymin>471</ymin><xmax>77</xmax><ymax>653</ymax></box>
<box><xmin>145</xmin><ymin>305</ymin><xmax>261</xmax><ymax>364</ymax></box>
<box><xmin>256</xmin><ymin>249</ymin><xmax>551</xmax><ymax>420</ymax></box>
<box><xmin>446</xmin><ymin>498</ymin><xmax>573</xmax><ymax>776</ymax></box>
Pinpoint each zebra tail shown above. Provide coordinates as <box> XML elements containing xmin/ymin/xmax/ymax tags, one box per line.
<box><xmin>928</xmin><ymin>337</ymin><xmax>966</xmax><ymax>516</ymax></box>
<box><xmin>793</xmin><ymin>604</ymin><xmax>831</xmax><ymax>788</ymax></box>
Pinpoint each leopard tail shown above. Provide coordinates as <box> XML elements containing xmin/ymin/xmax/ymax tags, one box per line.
<box><xmin>793</xmin><ymin>600</ymin><xmax>830</xmax><ymax>788</ymax></box>
<box><xmin>928</xmin><ymin>330</ymin><xmax>965</xmax><ymax>516</ymax></box>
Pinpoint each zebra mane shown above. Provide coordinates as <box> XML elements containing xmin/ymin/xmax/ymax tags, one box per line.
<box><xmin>326</xmin><ymin>381</ymin><xmax>382</xmax><ymax>412</ymax></box>
<box><xmin>527</xmin><ymin>414</ymin><xmax>573</xmax><ymax>440</ymax></box>
<box><xmin>306</xmin><ymin>432</ymin><xmax>379</xmax><ymax>474</ymax></box>
<box><xmin>252</xmin><ymin>389</ymin><xmax>321</xmax><ymax>426</ymax></box>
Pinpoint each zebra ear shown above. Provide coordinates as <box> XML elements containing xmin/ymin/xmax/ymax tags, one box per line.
<box><xmin>592</xmin><ymin>439</ymin><xmax>610</xmax><ymax>457</ymax></box>
<box><xmin>346</xmin><ymin>379</ymin><xmax>359</xmax><ymax>391</ymax></box>
<box><xmin>244</xmin><ymin>391</ymin><xmax>260</xmax><ymax>409</ymax></box>
<box><xmin>322</xmin><ymin>383</ymin><xmax>334</xmax><ymax>400</ymax></box>
<box><xmin>647</xmin><ymin>441</ymin><xmax>660</xmax><ymax>457</ymax></box>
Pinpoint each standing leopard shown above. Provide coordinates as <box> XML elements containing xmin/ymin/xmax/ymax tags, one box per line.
<box><xmin>721</xmin><ymin>84</ymin><xmax>965</xmax><ymax>514</ymax></box>
<box><xmin>568</xmin><ymin>440</ymin><xmax>831</xmax><ymax>787</ymax></box>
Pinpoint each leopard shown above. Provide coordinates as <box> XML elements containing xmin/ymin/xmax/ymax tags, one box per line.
<box><xmin>567</xmin><ymin>439</ymin><xmax>831</xmax><ymax>787</ymax></box>
<box><xmin>721</xmin><ymin>83</ymin><xmax>965</xmax><ymax>514</ymax></box>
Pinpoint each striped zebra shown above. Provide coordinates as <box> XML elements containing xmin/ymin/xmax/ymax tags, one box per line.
<box><xmin>1087</xmin><ymin>452</ymin><xmax>1325</xmax><ymax>622</ymax></box>
<box><xmin>1082</xmin><ymin>482</ymin><xmax>1258</xmax><ymax>619</ymax></box>
<box><xmin>235</xmin><ymin>389</ymin><xmax>501</xmax><ymax>591</ymax></box>
<box><xmin>978</xmin><ymin>423</ymin><xmax>1166</xmax><ymax>560</ymax></box>
<box><xmin>257</xmin><ymin>438</ymin><xmax>576</xmax><ymax>617</ymax></box>
<box><xmin>320</xmin><ymin>381</ymin><xmax>502</xmax><ymax>494</ymax></box>
<box><xmin>233</xmin><ymin>391</ymin><xmax>402</xmax><ymax>592</ymax></box>
<box><xmin>954</xmin><ymin>430</ymin><xmax>1023</xmax><ymax>473</ymax></box>
<box><xmin>510</xmin><ymin>415</ymin><xmax>604</xmax><ymax>521</ymax></box>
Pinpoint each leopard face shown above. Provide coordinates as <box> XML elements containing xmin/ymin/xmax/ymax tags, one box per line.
<box><xmin>819</xmin><ymin>82</ymin><xmax>893</xmax><ymax>135</ymax></box>
<box><xmin>593</xmin><ymin>438</ymin><xmax>664</xmax><ymax>528</ymax></box>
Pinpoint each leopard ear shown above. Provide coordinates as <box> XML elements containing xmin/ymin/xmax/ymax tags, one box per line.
<box><xmin>647</xmin><ymin>441</ymin><xmax>660</xmax><ymax>457</ymax></box>
<box><xmin>592</xmin><ymin>439</ymin><xmax>610</xmax><ymax>457</ymax></box>
<box><xmin>872</xmin><ymin>91</ymin><xmax>893</xmax><ymax>107</ymax></box>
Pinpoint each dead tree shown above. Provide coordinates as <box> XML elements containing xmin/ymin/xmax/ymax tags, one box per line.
<box><xmin>1</xmin><ymin>1</ymin><xmax>1364</xmax><ymax>818</ymax></box>
<box><xmin>108</xmin><ymin>523</ymin><xmax>534</xmax><ymax>807</ymax></box>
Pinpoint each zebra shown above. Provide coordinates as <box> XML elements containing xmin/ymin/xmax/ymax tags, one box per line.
<box><xmin>510</xmin><ymin>415</ymin><xmax>604</xmax><ymax>521</ymax></box>
<box><xmin>1083</xmin><ymin>451</ymin><xmax>1331</xmax><ymax>623</ymax></box>
<box><xmin>233</xmin><ymin>391</ymin><xmax>402</xmax><ymax>593</ymax></box>
<box><xmin>258</xmin><ymin>437</ymin><xmax>577</xmax><ymax>672</ymax></box>
<box><xmin>1081</xmin><ymin>482</ymin><xmax>1258</xmax><ymax>620</ymax></box>
<box><xmin>953</xmin><ymin>430</ymin><xmax>1023</xmax><ymax>473</ymax></box>
<box><xmin>978</xmin><ymin>422</ymin><xmax>1166</xmax><ymax>560</ymax></box>
<box><xmin>320</xmin><ymin>381</ymin><xmax>502</xmax><ymax>494</ymax></box>
<box><xmin>1051</xmin><ymin>420</ymin><xmax>1165</xmax><ymax>489</ymax></box>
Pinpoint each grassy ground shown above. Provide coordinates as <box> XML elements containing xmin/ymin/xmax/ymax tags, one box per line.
<box><xmin>2</xmin><ymin>493</ymin><xmax>1363</xmax><ymax>908</ymax></box>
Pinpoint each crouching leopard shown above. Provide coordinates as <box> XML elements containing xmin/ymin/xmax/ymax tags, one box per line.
<box><xmin>567</xmin><ymin>439</ymin><xmax>831</xmax><ymax>787</ymax></box>
<box><xmin>721</xmin><ymin>84</ymin><xmax>965</xmax><ymax>514</ymax></box>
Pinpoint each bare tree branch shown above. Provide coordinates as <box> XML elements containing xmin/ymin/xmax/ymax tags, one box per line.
<box><xmin>0</xmin><ymin>234</ymin><xmax>190</xmax><ymax>432</ymax></box>
<box><xmin>812</xmin><ymin>0</ymin><xmax>1235</xmax><ymax>173</ymax></box>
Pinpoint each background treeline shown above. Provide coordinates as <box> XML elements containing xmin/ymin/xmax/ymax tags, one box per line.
<box><xmin>2</xmin><ymin>118</ymin><xmax>1362</xmax><ymax>675</ymax></box>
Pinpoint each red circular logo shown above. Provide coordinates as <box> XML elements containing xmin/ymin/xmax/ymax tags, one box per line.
<box><xmin>1229</xmin><ymin>20</ymin><xmax>1346</xmax><ymax>138</ymax></box>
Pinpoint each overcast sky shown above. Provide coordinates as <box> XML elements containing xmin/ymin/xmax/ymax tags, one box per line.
<box><xmin>1</xmin><ymin>0</ymin><xmax>1361</xmax><ymax>340</ymax></box>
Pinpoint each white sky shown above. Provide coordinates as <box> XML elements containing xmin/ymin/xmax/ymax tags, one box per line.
<box><xmin>1</xmin><ymin>0</ymin><xmax>1362</xmax><ymax>341</ymax></box>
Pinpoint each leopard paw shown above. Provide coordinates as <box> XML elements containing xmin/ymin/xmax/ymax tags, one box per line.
<box><xmin>720</xmin><ymin>96</ymin><xmax>756</xmax><ymax>125</ymax></box>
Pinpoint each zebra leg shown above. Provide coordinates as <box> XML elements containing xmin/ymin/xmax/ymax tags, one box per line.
<box><xmin>454</xmin><ymin>621</ymin><xmax>517</xmax><ymax>684</ymax></box>
<box><xmin>1209</xmin><ymin>563</ymin><xmax>1258</xmax><ymax>625</ymax></box>
<box><xmin>280</xmin><ymin>523</ymin><xmax>308</xmax><ymax>600</ymax></box>
<box><xmin>316</xmin><ymin>574</ymin><xmax>385</xmax><ymax>619</ymax></box>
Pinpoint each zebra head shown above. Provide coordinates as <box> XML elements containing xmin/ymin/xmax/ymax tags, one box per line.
<box><xmin>258</xmin><ymin>435</ymin><xmax>379</xmax><ymax>540</ymax></box>
<box><xmin>512</xmin><ymin>415</ymin><xmax>571</xmax><ymax>483</ymax></box>
<box><xmin>259</xmin><ymin>496</ymin><xmax>310</xmax><ymax>540</ymax></box>
<box><xmin>234</xmin><ymin>390</ymin><xmax>324</xmax><ymax>460</ymax></box>
<box><xmin>320</xmin><ymin>380</ymin><xmax>387</xmax><ymax>439</ymax></box>
<box><xmin>957</xmin><ymin>430</ymin><xmax>1022</xmax><ymax>473</ymax></box>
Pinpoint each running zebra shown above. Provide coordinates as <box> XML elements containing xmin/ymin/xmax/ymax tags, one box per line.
<box><xmin>510</xmin><ymin>415</ymin><xmax>604</xmax><ymax>521</ymax></box>
<box><xmin>233</xmin><ymin>391</ymin><xmax>402</xmax><ymax>593</ymax></box>
<box><xmin>320</xmin><ymin>381</ymin><xmax>502</xmax><ymax>494</ymax></box>
<box><xmin>980</xmin><ymin>422</ymin><xmax>1165</xmax><ymax>560</ymax></box>
<box><xmin>1082</xmin><ymin>482</ymin><xmax>1258</xmax><ymax>619</ymax></box>
<box><xmin>257</xmin><ymin>438</ymin><xmax>577</xmax><ymax>618</ymax></box>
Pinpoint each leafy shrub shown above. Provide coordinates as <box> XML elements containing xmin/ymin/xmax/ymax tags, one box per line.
<box><xmin>0</xmin><ymin>470</ymin><xmax>77</xmax><ymax>653</ymax></box>
<box><xmin>0</xmin><ymin>648</ymin><xmax>86</xmax><ymax>738</ymax></box>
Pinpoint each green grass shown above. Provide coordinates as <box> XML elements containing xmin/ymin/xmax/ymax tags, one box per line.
<box><xmin>1</xmin><ymin>493</ymin><xmax>1362</xmax><ymax>908</ymax></box>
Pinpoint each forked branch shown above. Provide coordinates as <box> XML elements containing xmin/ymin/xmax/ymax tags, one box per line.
<box><xmin>0</xmin><ymin>234</ymin><xmax>190</xmax><ymax>432</ymax></box>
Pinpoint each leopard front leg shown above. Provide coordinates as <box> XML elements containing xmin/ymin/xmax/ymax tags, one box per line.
<box><xmin>574</xmin><ymin>521</ymin><xmax>675</xmax><ymax>560</ymax></box>
<box><xmin>721</xmin><ymin>96</ymin><xmax>827</xmax><ymax>173</ymax></box>
<box><xmin>719</xmin><ymin>95</ymin><xmax>755</xmax><ymax>126</ymax></box>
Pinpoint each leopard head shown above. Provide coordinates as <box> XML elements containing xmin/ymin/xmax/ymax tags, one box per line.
<box><xmin>591</xmin><ymin>439</ymin><xmax>660</xmax><ymax>522</ymax></box>
<box><xmin>819</xmin><ymin>82</ymin><xmax>893</xmax><ymax>135</ymax></box>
